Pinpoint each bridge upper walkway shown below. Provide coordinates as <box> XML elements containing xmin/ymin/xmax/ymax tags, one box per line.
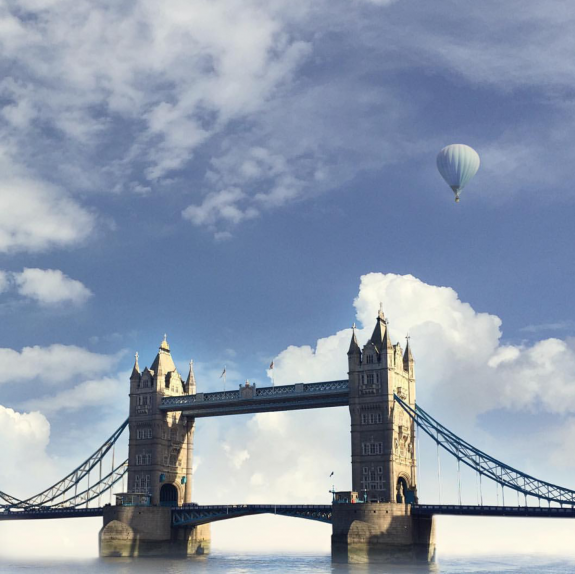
<box><xmin>159</xmin><ymin>380</ymin><xmax>350</xmax><ymax>417</ymax></box>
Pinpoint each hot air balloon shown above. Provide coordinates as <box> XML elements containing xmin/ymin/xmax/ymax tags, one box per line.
<box><xmin>436</xmin><ymin>144</ymin><xmax>480</xmax><ymax>203</ymax></box>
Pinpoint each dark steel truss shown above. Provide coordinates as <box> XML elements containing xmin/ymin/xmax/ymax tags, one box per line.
<box><xmin>172</xmin><ymin>504</ymin><xmax>332</xmax><ymax>526</ymax></box>
<box><xmin>394</xmin><ymin>394</ymin><xmax>575</xmax><ymax>506</ymax></box>
<box><xmin>0</xmin><ymin>419</ymin><xmax>128</xmax><ymax>510</ymax></box>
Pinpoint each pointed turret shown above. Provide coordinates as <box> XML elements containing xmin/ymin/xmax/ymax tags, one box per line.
<box><xmin>130</xmin><ymin>352</ymin><xmax>141</xmax><ymax>381</ymax></box>
<box><xmin>403</xmin><ymin>335</ymin><xmax>414</xmax><ymax>376</ymax></box>
<box><xmin>370</xmin><ymin>304</ymin><xmax>387</xmax><ymax>348</ymax></box>
<box><xmin>150</xmin><ymin>334</ymin><xmax>177</xmax><ymax>381</ymax></box>
<box><xmin>348</xmin><ymin>323</ymin><xmax>361</xmax><ymax>368</ymax></box>
<box><xmin>348</xmin><ymin>323</ymin><xmax>361</xmax><ymax>355</ymax></box>
<box><xmin>186</xmin><ymin>360</ymin><xmax>197</xmax><ymax>394</ymax></box>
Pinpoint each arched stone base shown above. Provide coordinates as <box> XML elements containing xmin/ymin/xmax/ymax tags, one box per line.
<box><xmin>331</xmin><ymin>503</ymin><xmax>435</xmax><ymax>563</ymax></box>
<box><xmin>99</xmin><ymin>506</ymin><xmax>210</xmax><ymax>557</ymax></box>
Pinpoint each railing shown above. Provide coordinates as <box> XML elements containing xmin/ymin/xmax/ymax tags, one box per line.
<box><xmin>172</xmin><ymin>504</ymin><xmax>333</xmax><ymax>526</ymax></box>
<box><xmin>160</xmin><ymin>380</ymin><xmax>349</xmax><ymax>410</ymax></box>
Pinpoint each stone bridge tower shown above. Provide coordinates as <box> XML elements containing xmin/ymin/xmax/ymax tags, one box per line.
<box><xmin>347</xmin><ymin>309</ymin><xmax>417</xmax><ymax>503</ymax></box>
<box><xmin>332</xmin><ymin>310</ymin><xmax>433</xmax><ymax>563</ymax></box>
<box><xmin>100</xmin><ymin>336</ymin><xmax>210</xmax><ymax>557</ymax></box>
<box><xmin>127</xmin><ymin>336</ymin><xmax>196</xmax><ymax>506</ymax></box>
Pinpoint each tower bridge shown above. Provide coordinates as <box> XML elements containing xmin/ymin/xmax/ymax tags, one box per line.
<box><xmin>2</xmin><ymin>310</ymin><xmax>575</xmax><ymax>563</ymax></box>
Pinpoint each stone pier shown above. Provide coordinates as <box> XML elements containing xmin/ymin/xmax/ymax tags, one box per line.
<box><xmin>99</xmin><ymin>506</ymin><xmax>210</xmax><ymax>557</ymax></box>
<box><xmin>331</xmin><ymin>502</ymin><xmax>435</xmax><ymax>563</ymax></box>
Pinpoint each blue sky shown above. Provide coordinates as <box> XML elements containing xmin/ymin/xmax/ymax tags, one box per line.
<box><xmin>1</xmin><ymin>0</ymin><xmax>575</xmax><ymax>558</ymax></box>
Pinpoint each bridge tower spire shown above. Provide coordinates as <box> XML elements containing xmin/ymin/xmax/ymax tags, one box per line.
<box><xmin>347</xmin><ymin>310</ymin><xmax>417</xmax><ymax>504</ymax></box>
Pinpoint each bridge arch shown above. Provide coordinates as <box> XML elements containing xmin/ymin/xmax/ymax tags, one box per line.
<box><xmin>396</xmin><ymin>474</ymin><xmax>416</xmax><ymax>504</ymax></box>
<box><xmin>160</xmin><ymin>483</ymin><xmax>179</xmax><ymax>507</ymax></box>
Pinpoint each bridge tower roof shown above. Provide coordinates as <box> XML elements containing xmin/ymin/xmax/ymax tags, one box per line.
<box><xmin>150</xmin><ymin>334</ymin><xmax>177</xmax><ymax>379</ymax></box>
<box><xmin>370</xmin><ymin>306</ymin><xmax>393</xmax><ymax>353</ymax></box>
<box><xmin>348</xmin><ymin>324</ymin><xmax>361</xmax><ymax>356</ymax></box>
<box><xmin>186</xmin><ymin>359</ymin><xmax>197</xmax><ymax>394</ymax></box>
<box><xmin>130</xmin><ymin>352</ymin><xmax>140</xmax><ymax>380</ymax></box>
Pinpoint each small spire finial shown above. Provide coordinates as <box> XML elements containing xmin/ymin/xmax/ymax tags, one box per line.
<box><xmin>352</xmin><ymin>322</ymin><xmax>356</xmax><ymax>331</ymax></box>
<box><xmin>135</xmin><ymin>351</ymin><xmax>139</xmax><ymax>361</ymax></box>
<box><xmin>378</xmin><ymin>302</ymin><xmax>386</xmax><ymax>321</ymax></box>
<box><xmin>406</xmin><ymin>333</ymin><xmax>410</xmax><ymax>342</ymax></box>
<box><xmin>163</xmin><ymin>333</ymin><xmax>167</xmax><ymax>342</ymax></box>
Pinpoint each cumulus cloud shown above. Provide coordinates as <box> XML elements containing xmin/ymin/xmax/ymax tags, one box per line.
<box><xmin>0</xmin><ymin>406</ymin><xmax>54</xmax><ymax>497</ymax></box>
<box><xmin>0</xmin><ymin>175</ymin><xmax>95</xmax><ymax>253</ymax></box>
<box><xmin>0</xmin><ymin>345</ymin><xmax>121</xmax><ymax>385</ymax></box>
<box><xmin>270</xmin><ymin>273</ymin><xmax>575</xmax><ymax>422</ymax></box>
<box><xmin>12</xmin><ymin>268</ymin><xmax>92</xmax><ymax>306</ymax></box>
<box><xmin>19</xmin><ymin>376</ymin><xmax>126</xmax><ymax>415</ymax></box>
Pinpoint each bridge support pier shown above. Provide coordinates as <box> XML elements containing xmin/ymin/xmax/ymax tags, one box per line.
<box><xmin>99</xmin><ymin>506</ymin><xmax>210</xmax><ymax>558</ymax></box>
<box><xmin>331</xmin><ymin>503</ymin><xmax>435</xmax><ymax>563</ymax></box>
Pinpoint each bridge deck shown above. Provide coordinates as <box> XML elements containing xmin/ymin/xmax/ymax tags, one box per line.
<box><xmin>3</xmin><ymin>503</ymin><xmax>575</xmax><ymax>522</ymax></box>
<box><xmin>0</xmin><ymin>507</ymin><xmax>103</xmax><ymax>521</ymax></box>
<box><xmin>413</xmin><ymin>504</ymin><xmax>575</xmax><ymax>518</ymax></box>
<box><xmin>159</xmin><ymin>380</ymin><xmax>350</xmax><ymax>417</ymax></box>
<box><xmin>172</xmin><ymin>504</ymin><xmax>333</xmax><ymax>526</ymax></box>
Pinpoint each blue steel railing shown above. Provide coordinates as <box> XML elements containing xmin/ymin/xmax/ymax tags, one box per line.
<box><xmin>160</xmin><ymin>380</ymin><xmax>349</xmax><ymax>410</ymax></box>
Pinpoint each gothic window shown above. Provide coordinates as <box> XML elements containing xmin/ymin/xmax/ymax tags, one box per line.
<box><xmin>362</xmin><ymin>441</ymin><xmax>383</xmax><ymax>455</ymax></box>
<box><xmin>361</xmin><ymin>413</ymin><xmax>368</xmax><ymax>424</ymax></box>
<box><xmin>147</xmin><ymin>428</ymin><xmax>153</xmax><ymax>439</ymax></box>
<box><xmin>366</xmin><ymin>355</ymin><xmax>374</xmax><ymax>364</ymax></box>
<box><xmin>367</xmin><ymin>373</ymin><xmax>374</xmax><ymax>385</ymax></box>
<box><xmin>363</xmin><ymin>466</ymin><xmax>368</xmax><ymax>475</ymax></box>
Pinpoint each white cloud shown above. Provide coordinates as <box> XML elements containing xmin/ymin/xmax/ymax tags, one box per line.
<box><xmin>182</xmin><ymin>187</ymin><xmax>259</xmax><ymax>228</ymax></box>
<box><xmin>13</xmin><ymin>268</ymin><xmax>92</xmax><ymax>306</ymax></box>
<box><xmin>0</xmin><ymin>344</ymin><xmax>121</xmax><ymax>385</ymax></box>
<box><xmin>19</xmin><ymin>376</ymin><xmax>125</xmax><ymax>415</ymax></box>
<box><xmin>0</xmin><ymin>174</ymin><xmax>95</xmax><ymax>254</ymax></box>
<box><xmin>274</xmin><ymin>273</ymin><xmax>575</xmax><ymax>423</ymax></box>
<box><xmin>0</xmin><ymin>270</ymin><xmax>8</xmax><ymax>293</ymax></box>
<box><xmin>0</xmin><ymin>405</ymin><xmax>54</xmax><ymax>497</ymax></box>
<box><xmin>0</xmin><ymin>0</ymin><xmax>311</xmax><ymax>181</ymax></box>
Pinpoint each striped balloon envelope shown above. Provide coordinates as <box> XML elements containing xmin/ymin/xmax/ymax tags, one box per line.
<box><xmin>436</xmin><ymin>144</ymin><xmax>480</xmax><ymax>203</ymax></box>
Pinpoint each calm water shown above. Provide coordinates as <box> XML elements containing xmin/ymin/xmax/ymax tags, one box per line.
<box><xmin>0</xmin><ymin>553</ymin><xmax>573</xmax><ymax>573</ymax></box>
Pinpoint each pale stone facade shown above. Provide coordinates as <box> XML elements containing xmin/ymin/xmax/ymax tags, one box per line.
<box><xmin>127</xmin><ymin>337</ymin><xmax>195</xmax><ymax>506</ymax></box>
<box><xmin>348</xmin><ymin>310</ymin><xmax>417</xmax><ymax>503</ymax></box>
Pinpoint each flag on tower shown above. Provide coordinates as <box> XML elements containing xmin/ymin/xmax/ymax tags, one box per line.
<box><xmin>220</xmin><ymin>366</ymin><xmax>227</xmax><ymax>391</ymax></box>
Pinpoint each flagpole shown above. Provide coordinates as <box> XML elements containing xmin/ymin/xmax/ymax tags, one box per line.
<box><xmin>220</xmin><ymin>366</ymin><xmax>227</xmax><ymax>392</ymax></box>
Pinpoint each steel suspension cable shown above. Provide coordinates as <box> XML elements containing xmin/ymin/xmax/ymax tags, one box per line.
<box><xmin>394</xmin><ymin>394</ymin><xmax>575</xmax><ymax>507</ymax></box>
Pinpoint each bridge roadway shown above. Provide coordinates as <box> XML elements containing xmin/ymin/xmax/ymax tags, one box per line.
<box><xmin>4</xmin><ymin>504</ymin><xmax>575</xmax><ymax>523</ymax></box>
<box><xmin>159</xmin><ymin>380</ymin><xmax>350</xmax><ymax>417</ymax></box>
